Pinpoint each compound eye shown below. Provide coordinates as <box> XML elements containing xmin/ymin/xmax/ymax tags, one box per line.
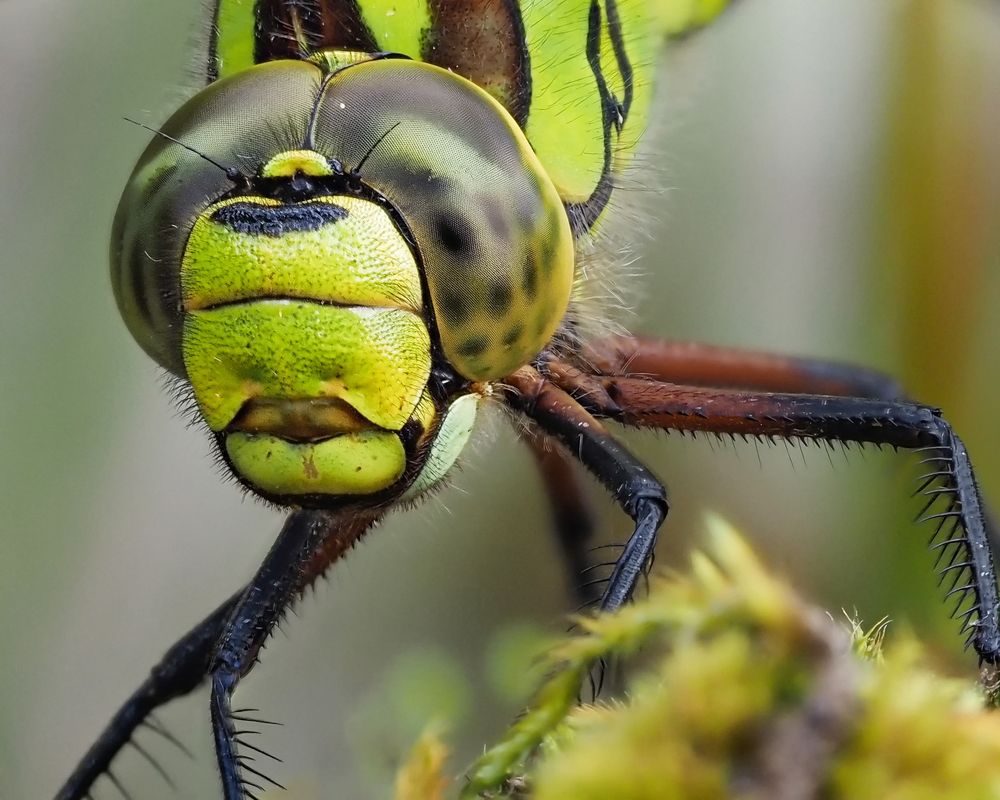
<box><xmin>310</xmin><ymin>60</ymin><xmax>575</xmax><ymax>381</ymax></box>
<box><xmin>111</xmin><ymin>61</ymin><xmax>324</xmax><ymax>374</ymax></box>
<box><xmin>436</xmin><ymin>215</ymin><xmax>469</xmax><ymax>255</ymax></box>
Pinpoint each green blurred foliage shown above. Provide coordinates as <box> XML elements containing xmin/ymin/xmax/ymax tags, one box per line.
<box><xmin>350</xmin><ymin>647</ymin><xmax>472</xmax><ymax>790</ymax></box>
<box><xmin>2</xmin><ymin>1</ymin><xmax>998</xmax><ymax>798</ymax></box>
<box><xmin>419</xmin><ymin>520</ymin><xmax>1000</xmax><ymax>800</ymax></box>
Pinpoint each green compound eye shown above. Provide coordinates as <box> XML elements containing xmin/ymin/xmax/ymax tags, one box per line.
<box><xmin>305</xmin><ymin>59</ymin><xmax>576</xmax><ymax>380</ymax></box>
<box><xmin>110</xmin><ymin>56</ymin><xmax>574</xmax><ymax>500</ymax></box>
<box><xmin>112</xmin><ymin>60</ymin><xmax>326</xmax><ymax>376</ymax></box>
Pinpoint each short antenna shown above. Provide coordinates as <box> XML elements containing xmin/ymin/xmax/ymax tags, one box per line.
<box><xmin>123</xmin><ymin>117</ymin><xmax>247</xmax><ymax>184</ymax></box>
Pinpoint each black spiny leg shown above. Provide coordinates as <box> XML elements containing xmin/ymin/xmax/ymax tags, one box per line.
<box><xmin>55</xmin><ymin>592</ymin><xmax>239</xmax><ymax>800</ymax></box>
<box><xmin>575</xmin><ymin>339</ymin><xmax>1000</xmax><ymax>562</ymax></box>
<box><xmin>208</xmin><ymin>508</ymin><xmax>377</xmax><ymax>800</ymax></box>
<box><xmin>56</xmin><ymin>509</ymin><xmax>378</xmax><ymax>800</ymax></box>
<box><xmin>548</xmin><ymin>367</ymin><xmax>1000</xmax><ymax>662</ymax></box>
<box><xmin>209</xmin><ymin>511</ymin><xmax>326</xmax><ymax>800</ymax></box>
<box><xmin>505</xmin><ymin>367</ymin><xmax>668</xmax><ymax>614</ymax></box>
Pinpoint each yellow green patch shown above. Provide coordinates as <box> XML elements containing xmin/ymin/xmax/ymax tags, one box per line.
<box><xmin>182</xmin><ymin>302</ymin><xmax>431</xmax><ymax>432</ymax></box>
<box><xmin>182</xmin><ymin>195</ymin><xmax>422</xmax><ymax>313</ymax></box>
<box><xmin>260</xmin><ymin>149</ymin><xmax>335</xmax><ymax>178</ymax></box>
<box><xmin>226</xmin><ymin>430</ymin><xmax>406</xmax><ymax>496</ymax></box>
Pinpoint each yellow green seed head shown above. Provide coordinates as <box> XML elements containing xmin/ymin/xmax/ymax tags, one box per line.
<box><xmin>455</xmin><ymin>518</ymin><xmax>1000</xmax><ymax>799</ymax></box>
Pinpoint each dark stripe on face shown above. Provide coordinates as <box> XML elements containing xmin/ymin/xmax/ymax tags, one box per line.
<box><xmin>423</xmin><ymin>0</ymin><xmax>531</xmax><ymax>126</ymax></box>
<box><xmin>212</xmin><ymin>201</ymin><xmax>349</xmax><ymax>236</ymax></box>
<box><xmin>254</xmin><ymin>0</ymin><xmax>378</xmax><ymax>62</ymax></box>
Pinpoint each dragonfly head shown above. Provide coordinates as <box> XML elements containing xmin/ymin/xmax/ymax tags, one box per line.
<box><xmin>111</xmin><ymin>56</ymin><xmax>573</xmax><ymax>505</ymax></box>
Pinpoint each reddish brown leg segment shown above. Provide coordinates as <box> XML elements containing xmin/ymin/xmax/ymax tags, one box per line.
<box><xmin>584</xmin><ymin>335</ymin><xmax>906</xmax><ymax>400</ymax></box>
<box><xmin>546</xmin><ymin>364</ymin><xmax>1000</xmax><ymax>661</ymax></box>
<box><xmin>521</xmin><ymin>428</ymin><xmax>600</xmax><ymax>603</ymax></box>
<box><xmin>504</xmin><ymin>368</ymin><xmax>667</xmax><ymax>612</ymax></box>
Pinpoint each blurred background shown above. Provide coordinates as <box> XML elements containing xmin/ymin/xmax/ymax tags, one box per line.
<box><xmin>2</xmin><ymin>0</ymin><xmax>999</xmax><ymax>797</ymax></box>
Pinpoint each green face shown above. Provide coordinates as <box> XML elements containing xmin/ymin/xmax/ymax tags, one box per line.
<box><xmin>111</xmin><ymin>54</ymin><xmax>574</xmax><ymax>504</ymax></box>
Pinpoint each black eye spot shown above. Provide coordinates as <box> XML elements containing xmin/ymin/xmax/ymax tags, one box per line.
<box><xmin>437</xmin><ymin>215</ymin><xmax>470</xmax><ymax>254</ymax></box>
<box><xmin>457</xmin><ymin>336</ymin><xmax>488</xmax><ymax>358</ymax></box>
<box><xmin>438</xmin><ymin>289</ymin><xmax>472</xmax><ymax>328</ymax></box>
<box><xmin>538</xmin><ymin>230</ymin><xmax>561</xmax><ymax>274</ymax></box>
<box><xmin>486</xmin><ymin>280</ymin><xmax>513</xmax><ymax>316</ymax></box>
<box><xmin>534</xmin><ymin>308</ymin><xmax>551</xmax><ymax>338</ymax></box>
<box><xmin>502</xmin><ymin>324</ymin><xmax>524</xmax><ymax>347</ymax></box>
<box><xmin>521</xmin><ymin>256</ymin><xmax>538</xmax><ymax>298</ymax></box>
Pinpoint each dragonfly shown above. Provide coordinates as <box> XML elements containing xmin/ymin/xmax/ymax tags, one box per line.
<box><xmin>56</xmin><ymin>1</ymin><xmax>999</xmax><ymax>798</ymax></box>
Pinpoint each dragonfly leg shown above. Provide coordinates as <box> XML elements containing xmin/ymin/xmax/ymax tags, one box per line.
<box><xmin>56</xmin><ymin>509</ymin><xmax>378</xmax><ymax>800</ymax></box>
<box><xmin>54</xmin><ymin>592</ymin><xmax>240</xmax><ymax>800</ymax></box>
<box><xmin>504</xmin><ymin>367</ymin><xmax>668</xmax><ymax>613</ymax></box>
<box><xmin>577</xmin><ymin>339</ymin><xmax>1000</xmax><ymax>557</ymax></box>
<box><xmin>207</xmin><ymin>509</ymin><xmax>379</xmax><ymax>800</ymax></box>
<box><xmin>583</xmin><ymin>335</ymin><xmax>907</xmax><ymax>399</ymax></box>
<box><xmin>520</xmin><ymin>428</ymin><xmax>601</xmax><ymax>606</ymax></box>
<box><xmin>548</xmin><ymin>364</ymin><xmax>1000</xmax><ymax>662</ymax></box>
